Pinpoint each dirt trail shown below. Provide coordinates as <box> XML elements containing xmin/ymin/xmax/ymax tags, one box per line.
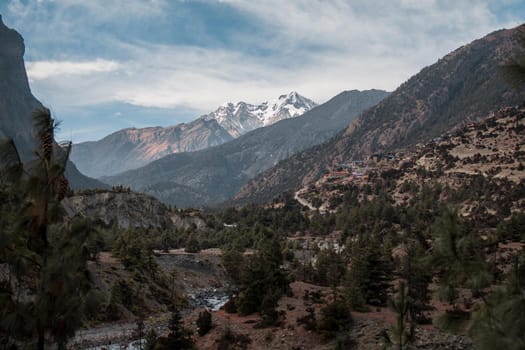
<box><xmin>294</xmin><ymin>189</ymin><xmax>317</xmax><ymax>211</ymax></box>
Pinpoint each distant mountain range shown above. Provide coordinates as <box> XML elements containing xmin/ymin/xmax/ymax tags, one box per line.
<box><xmin>103</xmin><ymin>89</ymin><xmax>388</xmax><ymax>207</ymax></box>
<box><xmin>71</xmin><ymin>91</ymin><xmax>316</xmax><ymax>177</ymax></box>
<box><xmin>233</xmin><ymin>24</ymin><xmax>525</xmax><ymax>205</ymax></box>
<box><xmin>0</xmin><ymin>16</ymin><xmax>105</xmax><ymax>190</ymax></box>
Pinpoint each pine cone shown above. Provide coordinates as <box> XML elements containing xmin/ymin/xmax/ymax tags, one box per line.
<box><xmin>57</xmin><ymin>177</ymin><xmax>69</xmax><ymax>201</ymax></box>
<box><xmin>39</xmin><ymin>129</ymin><xmax>53</xmax><ymax>161</ymax></box>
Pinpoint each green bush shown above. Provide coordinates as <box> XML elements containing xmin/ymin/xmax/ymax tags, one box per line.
<box><xmin>223</xmin><ymin>297</ymin><xmax>238</xmax><ymax>314</ymax></box>
<box><xmin>185</xmin><ymin>234</ymin><xmax>201</xmax><ymax>253</ymax></box>
<box><xmin>297</xmin><ymin>306</ymin><xmax>317</xmax><ymax>331</ymax></box>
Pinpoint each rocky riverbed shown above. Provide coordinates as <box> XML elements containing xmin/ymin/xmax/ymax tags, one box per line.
<box><xmin>70</xmin><ymin>249</ymin><xmax>233</xmax><ymax>349</ymax></box>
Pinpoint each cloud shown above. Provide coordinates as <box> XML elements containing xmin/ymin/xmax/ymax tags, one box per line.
<box><xmin>3</xmin><ymin>0</ymin><xmax>524</xmax><ymax>141</ymax></box>
<box><xmin>27</xmin><ymin>44</ymin><xmax>294</xmax><ymax>110</ymax></box>
<box><xmin>26</xmin><ymin>59</ymin><xmax>121</xmax><ymax>80</ymax></box>
<box><xmin>223</xmin><ymin>0</ymin><xmax>519</xmax><ymax>60</ymax></box>
<box><xmin>7</xmin><ymin>0</ymin><xmax>168</xmax><ymax>21</ymax></box>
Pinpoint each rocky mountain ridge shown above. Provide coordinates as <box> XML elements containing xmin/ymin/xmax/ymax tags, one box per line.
<box><xmin>71</xmin><ymin>91</ymin><xmax>316</xmax><ymax>178</ymax></box>
<box><xmin>62</xmin><ymin>189</ymin><xmax>206</xmax><ymax>230</ymax></box>
<box><xmin>234</xmin><ymin>24</ymin><xmax>525</xmax><ymax>205</ymax></box>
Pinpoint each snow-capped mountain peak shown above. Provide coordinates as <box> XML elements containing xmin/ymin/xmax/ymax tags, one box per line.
<box><xmin>205</xmin><ymin>92</ymin><xmax>317</xmax><ymax>137</ymax></box>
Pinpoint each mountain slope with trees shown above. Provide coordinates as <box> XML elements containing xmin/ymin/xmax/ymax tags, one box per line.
<box><xmin>234</xmin><ymin>24</ymin><xmax>525</xmax><ymax>205</ymax></box>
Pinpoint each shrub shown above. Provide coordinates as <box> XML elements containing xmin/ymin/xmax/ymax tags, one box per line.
<box><xmin>144</xmin><ymin>329</ymin><xmax>158</xmax><ymax>350</ymax></box>
<box><xmin>223</xmin><ymin>297</ymin><xmax>238</xmax><ymax>314</ymax></box>
<box><xmin>317</xmin><ymin>300</ymin><xmax>353</xmax><ymax>339</ymax></box>
<box><xmin>196</xmin><ymin>310</ymin><xmax>212</xmax><ymax>336</ymax></box>
<box><xmin>264</xmin><ymin>330</ymin><xmax>274</xmax><ymax>343</ymax></box>
<box><xmin>185</xmin><ymin>235</ymin><xmax>201</xmax><ymax>253</ymax></box>
<box><xmin>297</xmin><ymin>306</ymin><xmax>317</xmax><ymax>331</ymax></box>
<box><xmin>217</xmin><ymin>327</ymin><xmax>251</xmax><ymax>350</ymax></box>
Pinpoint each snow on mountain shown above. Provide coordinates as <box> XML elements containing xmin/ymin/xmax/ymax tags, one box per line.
<box><xmin>203</xmin><ymin>91</ymin><xmax>317</xmax><ymax>137</ymax></box>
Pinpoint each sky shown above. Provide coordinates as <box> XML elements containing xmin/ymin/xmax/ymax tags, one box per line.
<box><xmin>0</xmin><ymin>0</ymin><xmax>523</xmax><ymax>142</ymax></box>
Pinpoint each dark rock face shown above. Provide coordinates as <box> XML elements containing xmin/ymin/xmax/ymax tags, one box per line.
<box><xmin>103</xmin><ymin>89</ymin><xmax>389</xmax><ymax>207</ymax></box>
<box><xmin>234</xmin><ymin>24</ymin><xmax>525</xmax><ymax>205</ymax></box>
<box><xmin>0</xmin><ymin>15</ymin><xmax>41</xmax><ymax>160</ymax></box>
<box><xmin>0</xmin><ymin>16</ymin><xmax>104</xmax><ymax>189</ymax></box>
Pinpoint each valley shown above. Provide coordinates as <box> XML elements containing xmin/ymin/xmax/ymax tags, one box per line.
<box><xmin>56</xmin><ymin>106</ymin><xmax>525</xmax><ymax>349</ymax></box>
<box><xmin>0</xmin><ymin>7</ymin><xmax>524</xmax><ymax>350</ymax></box>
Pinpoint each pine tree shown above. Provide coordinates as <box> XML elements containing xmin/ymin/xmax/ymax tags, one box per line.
<box><xmin>236</xmin><ymin>235</ymin><xmax>290</xmax><ymax>321</ymax></box>
<box><xmin>221</xmin><ymin>244</ymin><xmax>244</xmax><ymax>284</ymax></box>
<box><xmin>0</xmin><ymin>109</ymin><xmax>97</xmax><ymax>349</ymax></box>
<box><xmin>155</xmin><ymin>310</ymin><xmax>195</xmax><ymax>350</ymax></box>
<box><xmin>365</xmin><ymin>240</ymin><xmax>393</xmax><ymax>307</ymax></box>
<box><xmin>382</xmin><ymin>281</ymin><xmax>415</xmax><ymax>350</ymax></box>
<box><xmin>431</xmin><ymin>209</ymin><xmax>492</xmax><ymax>331</ymax></box>
<box><xmin>344</xmin><ymin>238</ymin><xmax>393</xmax><ymax>309</ymax></box>
<box><xmin>344</xmin><ymin>242</ymin><xmax>369</xmax><ymax>311</ymax></box>
<box><xmin>470</xmin><ymin>252</ymin><xmax>525</xmax><ymax>350</ymax></box>
<box><xmin>433</xmin><ymin>209</ymin><xmax>492</xmax><ymax>298</ymax></box>
<box><xmin>402</xmin><ymin>242</ymin><xmax>432</xmax><ymax>324</ymax></box>
<box><xmin>314</xmin><ymin>246</ymin><xmax>346</xmax><ymax>291</ymax></box>
<box><xmin>196</xmin><ymin>309</ymin><xmax>212</xmax><ymax>336</ymax></box>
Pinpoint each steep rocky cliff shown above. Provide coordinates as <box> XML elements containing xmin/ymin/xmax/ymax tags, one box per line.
<box><xmin>0</xmin><ymin>16</ymin><xmax>104</xmax><ymax>189</ymax></box>
<box><xmin>0</xmin><ymin>14</ymin><xmax>39</xmax><ymax>159</ymax></box>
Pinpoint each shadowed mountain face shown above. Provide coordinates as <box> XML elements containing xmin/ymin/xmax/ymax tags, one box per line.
<box><xmin>71</xmin><ymin>91</ymin><xmax>316</xmax><ymax>178</ymax></box>
<box><xmin>0</xmin><ymin>16</ymin><xmax>105</xmax><ymax>190</ymax></box>
<box><xmin>234</xmin><ymin>24</ymin><xmax>525</xmax><ymax>205</ymax></box>
<box><xmin>103</xmin><ymin>89</ymin><xmax>389</xmax><ymax>207</ymax></box>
